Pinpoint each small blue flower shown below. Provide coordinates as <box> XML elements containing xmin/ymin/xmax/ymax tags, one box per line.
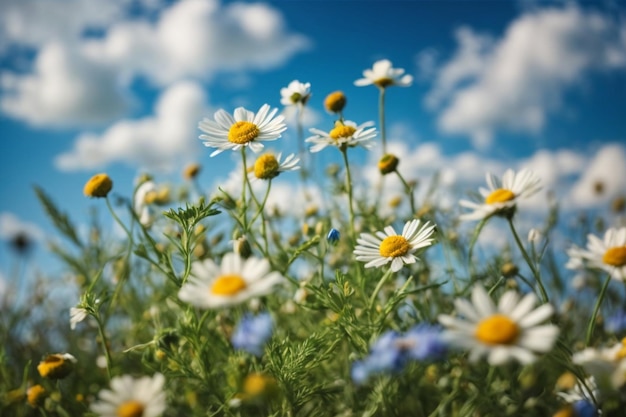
<box><xmin>351</xmin><ymin>324</ymin><xmax>447</xmax><ymax>384</ymax></box>
<box><xmin>573</xmin><ymin>399</ymin><xmax>598</xmax><ymax>417</ymax></box>
<box><xmin>327</xmin><ymin>228</ymin><xmax>340</xmax><ymax>245</ymax></box>
<box><xmin>605</xmin><ymin>310</ymin><xmax>626</xmax><ymax>334</ymax></box>
<box><xmin>231</xmin><ymin>312</ymin><xmax>273</xmax><ymax>357</ymax></box>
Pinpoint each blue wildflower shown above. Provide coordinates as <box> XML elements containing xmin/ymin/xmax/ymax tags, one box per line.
<box><xmin>605</xmin><ymin>310</ymin><xmax>626</xmax><ymax>334</ymax></box>
<box><xmin>327</xmin><ymin>228</ymin><xmax>340</xmax><ymax>245</ymax></box>
<box><xmin>231</xmin><ymin>313</ymin><xmax>273</xmax><ymax>357</ymax></box>
<box><xmin>572</xmin><ymin>399</ymin><xmax>599</xmax><ymax>417</ymax></box>
<box><xmin>351</xmin><ymin>324</ymin><xmax>447</xmax><ymax>384</ymax></box>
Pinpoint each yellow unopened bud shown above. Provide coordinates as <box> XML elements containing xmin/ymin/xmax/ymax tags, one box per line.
<box><xmin>501</xmin><ymin>262</ymin><xmax>519</xmax><ymax>278</ymax></box>
<box><xmin>83</xmin><ymin>174</ymin><xmax>113</xmax><ymax>198</ymax></box>
<box><xmin>183</xmin><ymin>163</ymin><xmax>201</xmax><ymax>180</ymax></box>
<box><xmin>324</xmin><ymin>91</ymin><xmax>346</xmax><ymax>113</ymax></box>
<box><xmin>378</xmin><ymin>153</ymin><xmax>399</xmax><ymax>175</ymax></box>
<box><xmin>27</xmin><ymin>385</ymin><xmax>46</xmax><ymax>407</ymax></box>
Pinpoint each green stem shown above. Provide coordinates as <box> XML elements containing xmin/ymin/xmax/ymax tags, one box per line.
<box><xmin>586</xmin><ymin>274</ymin><xmax>612</xmax><ymax>345</ymax></box>
<box><xmin>94</xmin><ymin>314</ymin><xmax>113</xmax><ymax>379</ymax></box>
<box><xmin>105</xmin><ymin>197</ymin><xmax>133</xmax><ymax>241</ymax></box>
<box><xmin>395</xmin><ymin>170</ymin><xmax>416</xmax><ymax>215</ymax></box>
<box><xmin>378</xmin><ymin>87</ymin><xmax>387</xmax><ymax>154</ymax></box>
<box><xmin>340</xmin><ymin>146</ymin><xmax>356</xmax><ymax>241</ymax></box>
<box><xmin>507</xmin><ymin>217</ymin><xmax>548</xmax><ymax>303</ymax></box>
<box><xmin>240</xmin><ymin>148</ymin><xmax>249</xmax><ymax>232</ymax></box>
<box><xmin>368</xmin><ymin>268</ymin><xmax>394</xmax><ymax>311</ymax></box>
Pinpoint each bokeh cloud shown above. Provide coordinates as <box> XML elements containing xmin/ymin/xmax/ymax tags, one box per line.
<box><xmin>423</xmin><ymin>7</ymin><xmax>626</xmax><ymax>148</ymax></box>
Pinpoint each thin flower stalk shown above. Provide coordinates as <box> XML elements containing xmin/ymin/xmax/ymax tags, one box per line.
<box><xmin>508</xmin><ymin>217</ymin><xmax>549</xmax><ymax>303</ymax></box>
<box><xmin>586</xmin><ymin>274</ymin><xmax>612</xmax><ymax>345</ymax></box>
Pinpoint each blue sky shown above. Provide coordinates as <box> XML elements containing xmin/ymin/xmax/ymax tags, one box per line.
<box><xmin>1</xmin><ymin>0</ymin><xmax>625</xmax><ymax>277</ymax></box>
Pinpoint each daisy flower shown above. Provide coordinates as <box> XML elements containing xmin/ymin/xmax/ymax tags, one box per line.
<box><xmin>37</xmin><ymin>353</ymin><xmax>77</xmax><ymax>379</ymax></box>
<box><xmin>459</xmin><ymin>169</ymin><xmax>541</xmax><ymax>221</ymax></box>
<box><xmin>199</xmin><ymin>104</ymin><xmax>286</xmax><ymax>157</ymax></box>
<box><xmin>572</xmin><ymin>338</ymin><xmax>626</xmax><ymax>392</ymax></box>
<box><xmin>306</xmin><ymin>120</ymin><xmax>377</xmax><ymax>153</ymax></box>
<box><xmin>134</xmin><ymin>180</ymin><xmax>157</xmax><ymax>226</ymax></box>
<box><xmin>354</xmin><ymin>59</ymin><xmax>413</xmax><ymax>88</ymax></box>
<box><xmin>178</xmin><ymin>252</ymin><xmax>284</xmax><ymax>308</ymax></box>
<box><xmin>354</xmin><ymin>219</ymin><xmax>436</xmax><ymax>272</ymax></box>
<box><xmin>70</xmin><ymin>306</ymin><xmax>88</xmax><ymax>330</ymax></box>
<box><xmin>438</xmin><ymin>285</ymin><xmax>559</xmax><ymax>365</ymax></box>
<box><xmin>566</xmin><ymin>227</ymin><xmax>626</xmax><ymax>282</ymax></box>
<box><xmin>248</xmin><ymin>152</ymin><xmax>300</xmax><ymax>181</ymax></box>
<box><xmin>280</xmin><ymin>80</ymin><xmax>311</xmax><ymax>107</ymax></box>
<box><xmin>90</xmin><ymin>373</ymin><xmax>166</xmax><ymax>417</ymax></box>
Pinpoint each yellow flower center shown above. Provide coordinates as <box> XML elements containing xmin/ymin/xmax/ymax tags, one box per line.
<box><xmin>603</xmin><ymin>246</ymin><xmax>626</xmax><ymax>267</ymax></box>
<box><xmin>27</xmin><ymin>385</ymin><xmax>46</xmax><ymax>407</ymax></box>
<box><xmin>37</xmin><ymin>355</ymin><xmax>67</xmax><ymax>379</ymax></box>
<box><xmin>290</xmin><ymin>92</ymin><xmax>302</xmax><ymax>103</ymax></box>
<box><xmin>116</xmin><ymin>400</ymin><xmax>145</xmax><ymax>417</ymax></box>
<box><xmin>379</xmin><ymin>235</ymin><xmax>411</xmax><ymax>258</ymax></box>
<box><xmin>211</xmin><ymin>274</ymin><xmax>247</xmax><ymax>296</ymax></box>
<box><xmin>485</xmin><ymin>188</ymin><xmax>516</xmax><ymax>205</ymax></box>
<box><xmin>553</xmin><ymin>405</ymin><xmax>575</xmax><ymax>417</ymax></box>
<box><xmin>378</xmin><ymin>153</ymin><xmax>399</xmax><ymax>175</ymax></box>
<box><xmin>254</xmin><ymin>154</ymin><xmax>280</xmax><ymax>179</ymax></box>
<box><xmin>475</xmin><ymin>314</ymin><xmax>520</xmax><ymax>345</ymax></box>
<box><xmin>329</xmin><ymin>124</ymin><xmax>356</xmax><ymax>140</ymax></box>
<box><xmin>374</xmin><ymin>77</ymin><xmax>394</xmax><ymax>88</ymax></box>
<box><xmin>243</xmin><ymin>373</ymin><xmax>274</xmax><ymax>396</ymax></box>
<box><xmin>616</xmin><ymin>337</ymin><xmax>626</xmax><ymax>360</ymax></box>
<box><xmin>228</xmin><ymin>121</ymin><xmax>260</xmax><ymax>144</ymax></box>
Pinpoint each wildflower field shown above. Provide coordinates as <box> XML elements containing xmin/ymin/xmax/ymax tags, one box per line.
<box><xmin>2</xmin><ymin>60</ymin><xmax>626</xmax><ymax>417</ymax></box>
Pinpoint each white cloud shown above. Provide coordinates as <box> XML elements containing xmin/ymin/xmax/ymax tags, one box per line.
<box><xmin>54</xmin><ymin>81</ymin><xmax>208</xmax><ymax>172</ymax></box>
<box><xmin>1</xmin><ymin>42</ymin><xmax>127</xmax><ymax>126</ymax></box>
<box><xmin>1</xmin><ymin>0</ymin><xmax>310</xmax><ymax>127</ymax></box>
<box><xmin>82</xmin><ymin>0</ymin><xmax>311</xmax><ymax>85</ymax></box>
<box><xmin>425</xmin><ymin>7</ymin><xmax>626</xmax><ymax>148</ymax></box>
<box><xmin>567</xmin><ymin>143</ymin><xmax>626</xmax><ymax>208</ymax></box>
<box><xmin>0</xmin><ymin>212</ymin><xmax>45</xmax><ymax>241</ymax></box>
<box><xmin>0</xmin><ymin>0</ymin><xmax>125</xmax><ymax>49</ymax></box>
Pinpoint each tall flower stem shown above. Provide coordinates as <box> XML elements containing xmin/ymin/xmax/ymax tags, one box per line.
<box><xmin>340</xmin><ymin>146</ymin><xmax>356</xmax><ymax>241</ymax></box>
<box><xmin>93</xmin><ymin>314</ymin><xmax>113</xmax><ymax>379</ymax></box>
<box><xmin>249</xmin><ymin>180</ymin><xmax>272</xmax><ymax>256</ymax></box>
<box><xmin>369</xmin><ymin>268</ymin><xmax>394</xmax><ymax>311</ymax></box>
<box><xmin>378</xmin><ymin>87</ymin><xmax>387</xmax><ymax>154</ymax></box>
<box><xmin>586</xmin><ymin>274</ymin><xmax>612</xmax><ymax>345</ymax></box>
<box><xmin>240</xmin><ymin>148</ymin><xmax>249</xmax><ymax>232</ymax></box>
<box><xmin>395</xmin><ymin>170</ymin><xmax>416</xmax><ymax>215</ymax></box>
<box><xmin>105</xmin><ymin>197</ymin><xmax>133</xmax><ymax>241</ymax></box>
<box><xmin>507</xmin><ymin>217</ymin><xmax>549</xmax><ymax>303</ymax></box>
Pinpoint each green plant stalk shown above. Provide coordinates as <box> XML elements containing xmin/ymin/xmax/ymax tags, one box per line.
<box><xmin>395</xmin><ymin>170</ymin><xmax>416</xmax><ymax>214</ymax></box>
<box><xmin>507</xmin><ymin>217</ymin><xmax>549</xmax><ymax>303</ymax></box>
<box><xmin>340</xmin><ymin>146</ymin><xmax>356</xmax><ymax>241</ymax></box>
<box><xmin>93</xmin><ymin>314</ymin><xmax>113</xmax><ymax>379</ymax></box>
<box><xmin>249</xmin><ymin>180</ymin><xmax>272</xmax><ymax>256</ymax></box>
<box><xmin>240</xmin><ymin>147</ymin><xmax>249</xmax><ymax>232</ymax></box>
<box><xmin>105</xmin><ymin>196</ymin><xmax>132</xmax><ymax>241</ymax></box>
<box><xmin>378</xmin><ymin>87</ymin><xmax>387</xmax><ymax>154</ymax></box>
<box><xmin>368</xmin><ymin>268</ymin><xmax>394</xmax><ymax>311</ymax></box>
<box><xmin>586</xmin><ymin>274</ymin><xmax>612</xmax><ymax>345</ymax></box>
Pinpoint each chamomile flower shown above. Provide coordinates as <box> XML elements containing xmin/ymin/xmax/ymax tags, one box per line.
<box><xmin>566</xmin><ymin>227</ymin><xmax>626</xmax><ymax>282</ymax></box>
<box><xmin>90</xmin><ymin>373</ymin><xmax>166</xmax><ymax>417</ymax></box>
<box><xmin>70</xmin><ymin>306</ymin><xmax>88</xmax><ymax>330</ymax></box>
<box><xmin>306</xmin><ymin>120</ymin><xmax>377</xmax><ymax>153</ymax></box>
<box><xmin>280</xmin><ymin>80</ymin><xmax>311</xmax><ymax>106</ymax></box>
<box><xmin>37</xmin><ymin>353</ymin><xmax>77</xmax><ymax>379</ymax></box>
<box><xmin>199</xmin><ymin>104</ymin><xmax>286</xmax><ymax>157</ymax></box>
<box><xmin>248</xmin><ymin>152</ymin><xmax>300</xmax><ymax>181</ymax></box>
<box><xmin>354</xmin><ymin>59</ymin><xmax>413</xmax><ymax>88</ymax></box>
<box><xmin>354</xmin><ymin>219</ymin><xmax>436</xmax><ymax>272</ymax></box>
<box><xmin>134</xmin><ymin>180</ymin><xmax>157</xmax><ymax>226</ymax></box>
<box><xmin>572</xmin><ymin>338</ymin><xmax>626</xmax><ymax>391</ymax></box>
<box><xmin>438</xmin><ymin>285</ymin><xmax>559</xmax><ymax>365</ymax></box>
<box><xmin>459</xmin><ymin>169</ymin><xmax>542</xmax><ymax>221</ymax></box>
<box><xmin>178</xmin><ymin>252</ymin><xmax>284</xmax><ymax>309</ymax></box>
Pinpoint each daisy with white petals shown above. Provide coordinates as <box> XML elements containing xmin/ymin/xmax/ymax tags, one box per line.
<box><xmin>199</xmin><ymin>104</ymin><xmax>287</xmax><ymax>157</ymax></box>
<box><xmin>354</xmin><ymin>59</ymin><xmax>413</xmax><ymax>88</ymax></box>
<box><xmin>280</xmin><ymin>80</ymin><xmax>311</xmax><ymax>107</ymax></box>
<box><xmin>178</xmin><ymin>252</ymin><xmax>284</xmax><ymax>308</ymax></box>
<box><xmin>438</xmin><ymin>285</ymin><xmax>559</xmax><ymax>365</ymax></box>
<box><xmin>91</xmin><ymin>373</ymin><xmax>166</xmax><ymax>417</ymax></box>
<box><xmin>573</xmin><ymin>338</ymin><xmax>626</xmax><ymax>392</ymax></box>
<box><xmin>354</xmin><ymin>219</ymin><xmax>436</xmax><ymax>272</ymax></box>
<box><xmin>306</xmin><ymin>120</ymin><xmax>377</xmax><ymax>153</ymax></box>
<box><xmin>459</xmin><ymin>169</ymin><xmax>541</xmax><ymax>221</ymax></box>
<box><xmin>249</xmin><ymin>152</ymin><xmax>300</xmax><ymax>181</ymax></box>
<box><xmin>566</xmin><ymin>227</ymin><xmax>626</xmax><ymax>282</ymax></box>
